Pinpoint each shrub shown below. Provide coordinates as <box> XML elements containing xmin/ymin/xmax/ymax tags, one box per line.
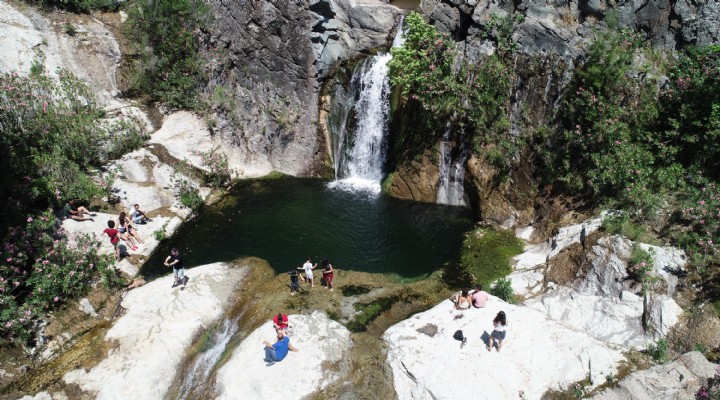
<box><xmin>646</xmin><ymin>338</ymin><xmax>668</xmax><ymax>363</ymax></box>
<box><xmin>195</xmin><ymin>147</ymin><xmax>232</xmax><ymax>188</ymax></box>
<box><xmin>490</xmin><ymin>278</ymin><xmax>516</xmax><ymax>304</ymax></box>
<box><xmin>388</xmin><ymin>12</ymin><xmax>514</xmax><ymax>172</ymax></box>
<box><xmin>627</xmin><ymin>245</ymin><xmax>659</xmax><ymax>295</ymax></box>
<box><xmin>125</xmin><ymin>0</ymin><xmax>209</xmax><ymax>110</ymax></box>
<box><xmin>0</xmin><ymin>210</ymin><xmax>122</xmax><ymax>342</ymax></box>
<box><xmin>104</xmin><ymin>113</ymin><xmax>149</xmax><ymax>160</ymax></box>
<box><xmin>0</xmin><ymin>69</ymin><xmax>105</xmax><ymax>233</ymax></box>
<box><xmin>175</xmin><ymin>177</ymin><xmax>203</xmax><ymax>210</ymax></box>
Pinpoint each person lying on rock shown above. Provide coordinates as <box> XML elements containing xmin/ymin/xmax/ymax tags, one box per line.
<box><xmin>488</xmin><ymin>311</ymin><xmax>508</xmax><ymax>352</ymax></box>
<box><xmin>131</xmin><ymin>203</ymin><xmax>152</xmax><ymax>224</ymax></box>
<box><xmin>471</xmin><ymin>284</ymin><xmax>489</xmax><ymax>308</ymax></box>
<box><xmin>451</xmin><ymin>289</ymin><xmax>472</xmax><ymax>310</ymax></box>
<box><xmin>262</xmin><ymin>330</ymin><xmax>299</xmax><ymax>366</ymax></box>
<box><xmin>63</xmin><ymin>199</ymin><xmax>94</xmax><ymax>222</ymax></box>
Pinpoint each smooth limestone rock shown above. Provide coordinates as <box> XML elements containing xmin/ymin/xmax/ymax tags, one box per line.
<box><xmin>62</xmin><ymin>262</ymin><xmax>248</xmax><ymax>400</ymax></box>
<box><xmin>591</xmin><ymin>351</ymin><xmax>718</xmax><ymax>400</ymax></box>
<box><xmin>215</xmin><ymin>311</ymin><xmax>352</xmax><ymax>400</ymax></box>
<box><xmin>384</xmin><ymin>297</ymin><xmax>626</xmax><ymax>400</ymax></box>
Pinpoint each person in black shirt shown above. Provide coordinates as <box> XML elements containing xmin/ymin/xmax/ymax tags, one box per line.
<box><xmin>164</xmin><ymin>248</ymin><xmax>185</xmax><ymax>288</ymax></box>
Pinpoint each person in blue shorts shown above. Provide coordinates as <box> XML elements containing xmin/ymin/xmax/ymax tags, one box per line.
<box><xmin>262</xmin><ymin>330</ymin><xmax>299</xmax><ymax>366</ymax></box>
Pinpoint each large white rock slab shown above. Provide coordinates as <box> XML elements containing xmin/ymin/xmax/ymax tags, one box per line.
<box><xmin>384</xmin><ymin>297</ymin><xmax>626</xmax><ymax>400</ymax></box>
<box><xmin>215</xmin><ymin>311</ymin><xmax>352</xmax><ymax>400</ymax></box>
<box><xmin>63</xmin><ymin>262</ymin><xmax>248</xmax><ymax>400</ymax></box>
<box><xmin>591</xmin><ymin>351</ymin><xmax>718</xmax><ymax>400</ymax></box>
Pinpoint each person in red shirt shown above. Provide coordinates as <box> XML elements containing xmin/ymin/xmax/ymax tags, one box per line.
<box><xmin>102</xmin><ymin>220</ymin><xmax>121</xmax><ymax>261</ymax></box>
<box><xmin>273</xmin><ymin>313</ymin><xmax>289</xmax><ymax>333</ymax></box>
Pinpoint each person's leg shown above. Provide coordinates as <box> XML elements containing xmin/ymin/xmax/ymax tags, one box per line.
<box><xmin>497</xmin><ymin>339</ymin><xmax>504</xmax><ymax>352</ymax></box>
<box><xmin>179</xmin><ymin>268</ymin><xmax>186</xmax><ymax>286</ymax></box>
<box><xmin>328</xmin><ymin>276</ymin><xmax>334</xmax><ymax>290</ymax></box>
<box><xmin>121</xmin><ymin>232</ymin><xmax>137</xmax><ymax>248</ymax></box>
<box><xmin>264</xmin><ymin>346</ymin><xmax>278</xmax><ymax>363</ymax></box>
<box><xmin>132</xmin><ymin>229</ymin><xmax>144</xmax><ymax>244</ymax></box>
<box><xmin>78</xmin><ymin>206</ymin><xmax>91</xmax><ymax>215</ymax></box>
<box><xmin>173</xmin><ymin>268</ymin><xmax>180</xmax><ymax>286</ymax></box>
<box><xmin>310</xmin><ymin>277</ymin><xmax>314</xmax><ymax>288</ymax></box>
<box><xmin>487</xmin><ymin>336</ymin><xmax>494</xmax><ymax>351</ymax></box>
<box><xmin>115</xmin><ymin>244</ymin><xmax>120</xmax><ymax>261</ymax></box>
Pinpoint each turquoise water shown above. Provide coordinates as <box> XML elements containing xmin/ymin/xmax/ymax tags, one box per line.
<box><xmin>143</xmin><ymin>178</ymin><xmax>473</xmax><ymax>279</ymax></box>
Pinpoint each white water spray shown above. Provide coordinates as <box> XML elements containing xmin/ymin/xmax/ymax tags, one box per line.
<box><xmin>330</xmin><ymin>18</ymin><xmax>404</xmax><ymax>194</ymax></box>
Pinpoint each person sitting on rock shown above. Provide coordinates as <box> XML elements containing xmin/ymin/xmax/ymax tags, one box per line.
<box><xmin>262</xmin><ymin>330</ymin><xmax>298</xmax><ymax>366</ymax></box>
<box><xmin>471</xmin><ymin>284</ymin><xmax>489</xmax><ymax>308</ymax></box>
<box><xmin>273</xmin><ymin>313</ymin><xmax>289</xmax><ymax>333</ymax></box>
<box><xmin>121</xmin><ymin>212</ymin><xmax>144</xmax><ymax>247</ymax></box>
<box><xmin>63</xmin><ymin>199</ymin><xmax>94</xmax><ymax>222</ymax></box>
<box><xmin>452</xmin><ymin>290</ymin><xmax>472</xmax><ymax>310</ymax></box>
<box><xmin>488</xmin><ymin>311</ymin><xmax>508</xmax><ymax>352</ymax></box>
<box><xmin>117</xmin><ymin>212</ymin><xmax>138</xmax><ymax>251</ymax></box>
<box><xmin>131</xmin><ymin>203</ymin><xmax>152</xmax><ymax>224</ymax></box>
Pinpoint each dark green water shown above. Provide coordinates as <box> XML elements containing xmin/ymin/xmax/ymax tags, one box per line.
<box><xmin>143</xmin><ymin>179</ymin><xmax>473</xmax><ymax>280</ymax></box>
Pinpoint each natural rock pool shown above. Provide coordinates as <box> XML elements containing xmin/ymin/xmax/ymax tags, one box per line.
<box><xmin>144</xmin><ymin>178</ymin><xmax>474</xmax><ymax>279</ymax></box>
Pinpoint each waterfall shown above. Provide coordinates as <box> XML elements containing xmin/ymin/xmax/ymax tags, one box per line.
<box><xmin>177</xmin><ymin>317</ymin><xmax>240</xmax><ymax>400</ymax></box>
<box><xmin>436</xmin><ymin>128</ymin><xmax>468</xmax><ymax>206</ymax></box>
<box><xmin>329</xmin><ymin>18</ymin><xmax>404</xmax><ymax>194</ymax></box>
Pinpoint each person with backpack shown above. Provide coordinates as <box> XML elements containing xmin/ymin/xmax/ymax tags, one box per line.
<box><xmin>262</xmin><ymin>330</ymin><xmax>299</xmax><ymax>366</ymax></box>
<box><xmin>288</xmin><ymin>269</ymin><xmax>300</xmax><ymax>295</ymax></box>
<box><xmin>488</xmin><ymin>311</ymin><xmax>508</xmax><ymax>352</ymax></box>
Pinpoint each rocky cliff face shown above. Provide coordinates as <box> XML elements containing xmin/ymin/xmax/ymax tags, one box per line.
<box><xmin>387</xmin><ymin>0</ymin><xmax>720</xmax><ymax>226</ymax></box>
<box><xmin>203</xmin><ymin>0</ymin><xmax>401</xmax><ymax>178</ymax></box>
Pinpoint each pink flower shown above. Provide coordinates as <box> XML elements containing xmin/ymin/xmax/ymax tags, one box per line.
<box><xmin>54</xmin><ymin>297</ymin><xmax>60</xmax><ymax>302</ymax></box>
<box><xmin>699</xmin><ymin>200</ymin><xmax>706</xmax><ymax>205</ymax></box>
<box><xmin>27</xmin><ymin>217</ymin><xmax>33</xmax><ymax>222</ymax></box>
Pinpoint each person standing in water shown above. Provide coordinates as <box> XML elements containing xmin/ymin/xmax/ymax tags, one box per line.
<box><xmin>321</xmin><ymin>258</ymin><xmax>335</xmax><ymax>291</ymax></box>
<box><xmin>298</xmin><ymin>258</ymin><xmax>317</xmax><ymax>288</ymax></box>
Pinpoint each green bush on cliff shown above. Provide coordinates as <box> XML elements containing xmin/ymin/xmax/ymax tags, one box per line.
<box><xmin>125</xmin><ymin>0</ymin><xmax>209</xmax><ymax>110</ymax></box>
<box><xmin>388</xmin><ymin>12</ymin><xmax>514</xmax><ymax>172</ymax></box>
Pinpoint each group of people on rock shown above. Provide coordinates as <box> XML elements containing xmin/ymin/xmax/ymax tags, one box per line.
<box><xmin>451</xmin><ymin>285</ymin><xmax>508</xmax><ymax>352</ymax></box>
<box><xmin>289</xmin><ymin>257</ymin><xmax>335</xmax><ymax>295</ymax></box>
<box><xmin>263</xmin><ymin>312</ymin><xmax>299</xmax><ymax>365</ymax></box>
<box><xmin>101</xmin><ymin>204</ymin><xmax>152</xmax><ymax>261</ymax></box>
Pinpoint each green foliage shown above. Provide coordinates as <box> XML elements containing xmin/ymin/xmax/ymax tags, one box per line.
<box><xmin>346</xmin><ymin>296</ymin><xmax>397</xmax><ymax>332</ymax></box>
<box><xmin>125</xmin><ymin>0</ymin><xmax>209</xmax><ymax>110</ymax></box>
<box><xmin>0</xmin><ymin>69</ymin><xmax>106</xmax><ymax>233</ymax></box>
<box><xmin>490</xmin><ymin>277</ymin><xmax>516</xmax><ymax>304</ymax></box>
<box><xmin>627</xmin><ymin>245</ymin><xmax>659</xmax><ymax>294</ymax></box>
<box><xmin>483</xmin><ymin>12</ymin><xmax>524</xmax><ymax>53</ymax></box>
<box><xmin>153</xmin><ymin>229</ymin><xmax>167</xmax><ymax>241</ymax></box>
<box><xmin>175</xmin><ymin>177</ymin><xmax>203</xmax><ymax>210</ymax></box>
<box><xmin>458</xmin><ymin>228</ymin><xmax>523</xmax><ymax>289</ymax></box>
<box><xmin>602</xmin><ymin>212</ymin><xmax>655</xmax><ymax>243</ymax></box>
<box><xmin>646</xmin><ymin>338</ymin><xmax>668</xmax><ymax>363</ymax></box>
<box><xmin>388</xmin><ymin>12</ymin><xmax>514</xmax><ymax>172</ymax></box>
<box><xmin>676</xmin><ymin>180</ymin><xmax>720</xmax><ymax>272</ymax></box>
<box><xmin>195</xmin><ymin>146</ymin><xmax>232</xmax><ymax>188</ymax></box>
<box><xmin>104</xmin><ymin>114</ymin><xmax>150</xmax><ymax>160</ymax></box>
<box><xmin>0</xmin><ymin>210</ymin><xmax>122</xmax><ymax>342</ymax></box>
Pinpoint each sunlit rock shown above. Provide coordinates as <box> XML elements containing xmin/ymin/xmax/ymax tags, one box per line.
<box><xmin>384</xmin><ymin>297</ymin><xmax>625</xmax><ymax>400</ymax></box>
<box><xmin>62</xmin><ymin>262</ymin><xmax>248</xmax><ymax>400</ymax></box>
<box><xmin>215</xmin><ymin>311</ymin><xmax>352</xmax><ymax>400</ymax></box>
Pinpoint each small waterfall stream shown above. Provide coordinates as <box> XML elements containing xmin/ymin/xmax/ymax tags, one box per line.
<box><xmin>177</xmin><ymin>317</ymin><xmax>240</xmax><ymax>399</ymax></box>
<box><xmin>329</xmin><ymin>18</ymin><xmax>404</xmax><ymax>194</ymax></box>
<box><xmin>436</xmin><ymin>128</ymin><xmax>469</xmax><ymax>206</ymax></box>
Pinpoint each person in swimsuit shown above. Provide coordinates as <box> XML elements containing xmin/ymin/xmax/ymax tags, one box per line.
<box><xmin>298</xmin><ymin>258</ymin><xmax>317</xmax><ymax>287</ymax></box>
<box><xmin>452</xmin><ymin>290</ymin><xmax>472</xmax><ymax>310</ymax></box>
<box><xmin>488</xmin><ymin>311</ymin><xmax>508</xmax><ymax>352</ymax></box>
<box><xmin>117</xmin><ymin>212</ymin><xmax>138</xmax><ymax>250</ymax></box>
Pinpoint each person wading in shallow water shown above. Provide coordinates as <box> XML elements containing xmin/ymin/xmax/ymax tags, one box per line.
<box><xmin>164</xmin><ymin>248</ymin><xmax>186</xmax><ymax>288</ymax></box>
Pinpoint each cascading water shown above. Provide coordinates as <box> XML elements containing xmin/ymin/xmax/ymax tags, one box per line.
<box><xmin>436</xmin><ymin>128</ymin><xmax>469</xmax><ymax>206</ymax></box>
<box><xmin>329</xmin><ymin>18</ymin><xmax>404</xmax><ymax>194</ymax></box>
<box><xmin>177</xmin><ymin>317</ymin><xmax>240</xmax><ymax>400</ymax></box>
